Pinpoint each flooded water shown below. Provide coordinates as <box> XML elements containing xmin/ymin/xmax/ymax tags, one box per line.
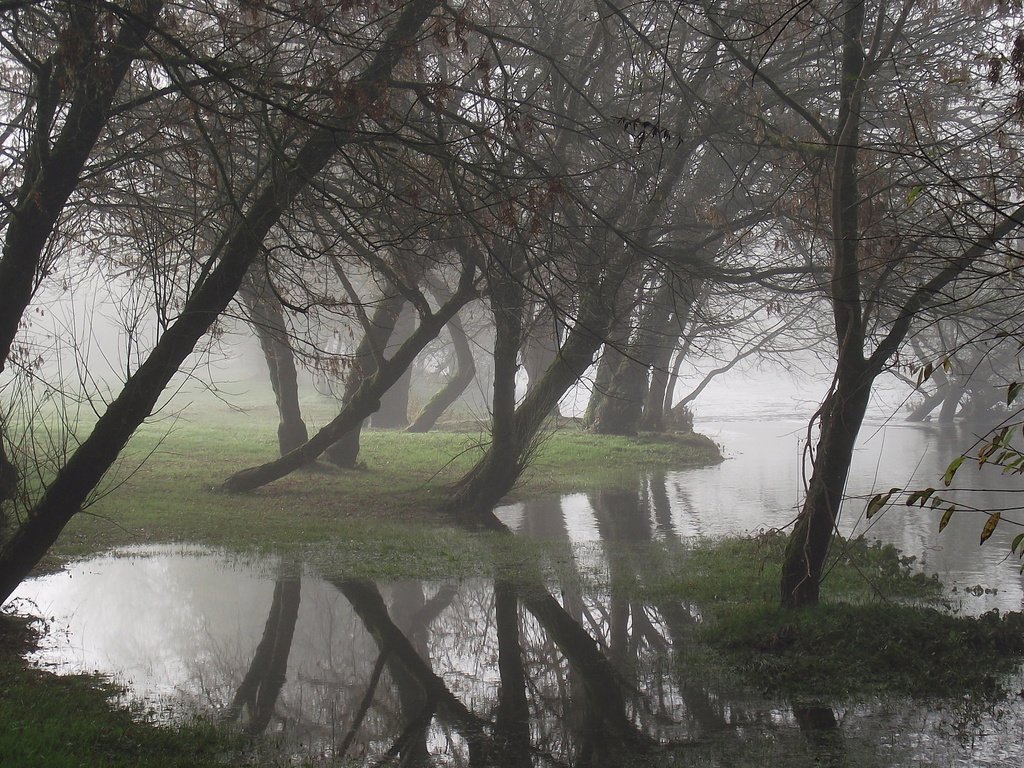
<box><xmin>6</xmin><ymin>407</ymin><xmax>1024</xmax><ymax>765</ymax></box>
<box><xmin>9</xmin><ymin>543</ymin><xmax>1024</xmax><ymax>767</ymax></box>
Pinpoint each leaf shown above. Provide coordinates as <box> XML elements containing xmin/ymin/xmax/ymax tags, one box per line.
<box><xmin>906</xmin><ymin>487</ymin><xmax>935</xmax><ymax>507</ymax></box>
<box><xmin>943</xmin><ymin>456</ymin><xmax>964</xmax><ymax>486</ymax></box>
<box><xmin>1012</xmin><ymin>532</ymin><xmax>1024</xmax><ymax>555</ymax></box>
<box><xmin>939</xmin><ymin>505</ymin><xmax>955</xmax><ymax>533</ymax></box>
<box><xmin>917</xmin><ymin>362</ymin><xmax>934</xmax><ymax>387</ymax></box>
<box><xmin>980</xmin><ymin>512</ymin><xmax>1001</xmax><ymax>545</ymax></box>
<box><xmin>866</xmin><ymin>490</ymin><xmax>895</xmax><ymax>519</ymax></box>
<box><xmin>1009</xmin><ymin>382</ymin><xmax>1023</xmax><ymax>407</ymax></box>
<box><xmin>906</xmin><ymin>185</ymin><xmax>922</xmax><ymax>205</ymax></box>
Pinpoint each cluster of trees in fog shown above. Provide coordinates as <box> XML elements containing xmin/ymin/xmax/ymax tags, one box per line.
<box><xmin>1</xmin><ymin>0</ymin><xmax>1023</xmax><ymax>608</ymax></box>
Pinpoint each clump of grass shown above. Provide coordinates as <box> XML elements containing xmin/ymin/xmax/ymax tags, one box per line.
<box><xmin>648</xmin><ymin>531</ymin><xmax>1018</xmax><ymax>704</ymax></box>
<box><xmin>706</xmin><ymin>603</ymin><xmax>1024</xmax><ymax>701</ymax></box>
<box><xmin>0</xmin><ymin>614</ymin><xmax>246</xmax><ymax>768</ymax></box>
<box><xmin>641</xmin><ymin>530</ymin><xmax>943</xmax><ymax>607</ymax></box>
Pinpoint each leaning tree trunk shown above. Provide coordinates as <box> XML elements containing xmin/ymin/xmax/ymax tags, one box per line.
<box><xmin>447</xmin><ymin>258</ymin><xmax>629</xmax><ymax>518</ymax></box>
<box><xmin>239</xmin><ymin>270</ymin><xmax>309</xmax><ymax>454</ymax></box>
<box><xmin>780</xmin><ymin>359</ymin><xmax>874</xmax><ymax>608</ymax></box>
<box><xmin>222</xmin><ymin>268</ymin><xmax>475</xmax><ymax>492</ymax></box>
<box><xmin>370</xmin><ymin>302</ymin><xmax>416</xmax><ymax>429</ymax></box>
<box><xmin>406</xmin><ymin>308</ymin><xmax>476</xmax><ymax>433</ymax></box>
<box><xmin>322</xmin><ymin>292</ymin><xmax>405</xmax><ymax>467</ymax></box>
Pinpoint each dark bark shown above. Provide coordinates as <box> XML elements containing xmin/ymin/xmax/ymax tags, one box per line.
<box><xmin>591</xmin><ymin>281</ymin><xmax>678</xmax><ymax>436</ymax></box>
<box><xmin>583</xmin><ymin>328</ymin><xmax>627</xmax><ymax>428</ymax></box>
<box><xmin>406</xmin><ymin>308</ymin><xmax>476</xmax><ymax>432</ymax></box>
<box><xmin>521</xmin><ymin>301</ymin><xmax>561</xmax><ymax>395</ymax></box>
<box><xmin>779</xmin><ymin>0</ymin><xmax>867</xmax><ymax>610</ymax></box>
<box><xmin>0</xmin><ymin>0</ymin><xmax>442</xmax><ymax>604</ymax></box>
<box><xmin>372</xmin><ymin>303</ymin><xmax>416</xmax><ymax>429</ymax></box>
<box><xmin>905</xmin><ymin>386</ymin><xmax>947</xmax><ymax>422</ymax></box>
<box><xmin>323</xmin><ymin>291</ymin><xmax>406</xmax><ymax>467</ymax></box>
<box><xmin>445</xmin><ymin>268</ymin><xmax>621</xmax><ymax>517</ymax></box>
<box><xmin>239</xmin><ymin>270</ymin><xmax>309</xmax><ymax>454</ymax></box>
<box><xmin>780</xmin><ymin>364</ymin><xmax>874</xmax><ymax>608</ymax></box>
<box><xmin>222</xmin><ymin>265</ymin><xmax>474</xmax><ymax>492</ymax></box>
<box><xmin>639</xmin><ymin>338</ymin><xmax>678</xmax><ymax>432</ymax></box>
<box><xmin>227</xmin><ymin>575</ymin><xmax>301</xmax><ymax>735</ymax></box>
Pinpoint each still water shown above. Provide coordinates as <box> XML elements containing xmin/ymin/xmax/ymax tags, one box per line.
<box><xmin>7</xmin><ymin>413</ymin><xmax>1024</xmax><ymax>765</ymax></box>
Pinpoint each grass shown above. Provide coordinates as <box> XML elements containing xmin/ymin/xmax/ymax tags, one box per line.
<box><xmin>43</xmin><ymin>403</ymin><xmax>720</xmax><ymax>573</ymax></box>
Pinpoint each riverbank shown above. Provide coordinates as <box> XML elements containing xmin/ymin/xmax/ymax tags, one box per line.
<box><xmin>45</xmin><ymin>407</ymin><xmax>721</xmax><ymax>568</ymax></box>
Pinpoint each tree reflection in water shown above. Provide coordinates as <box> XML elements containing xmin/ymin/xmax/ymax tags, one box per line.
<box><xmin>19</xmin><ymin>475</ymin><xmax>1016</xmax><ymax>765</ymax></box>
<box><xmin>212</xmin><ymin>487</ymin><xmax>859</xmax><ymax>767</ymax></box>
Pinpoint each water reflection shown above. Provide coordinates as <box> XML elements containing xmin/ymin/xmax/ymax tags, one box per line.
<box><xmin>499</xmin><ymin>420</ymin><xmax>1024</xmax><ymax>613</ymax></box>
<box><xmin>8</xmin><ymin>539</ymin><xmax>1024</xmax><ymax>767</ymax></box>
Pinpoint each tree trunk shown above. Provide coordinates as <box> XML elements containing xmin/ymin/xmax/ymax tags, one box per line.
<box><xmin>323</xmin><ymin>292</ymin><xmax>406</xmax><ymax>467</ymax></box>
<box><xmin>239</xmin><ymin>270</ymin><xmax>309</xmax><ymax>454</ymax></box>
<box><xmin>583</xmin><ymin>333</ymin><xmax>626</xmax><ymax>428</ymax></box>
<box><xmin>639</xmin><ymin>339</ymin><xmax>677</xmax><ymax>432</ymax></box>
<box><xmin>521</xmin><ymin>301</ymin><xmax>561</xmax><ymax>395</ymax></box>
<box><xmin>406</xmin><ymin>308</ymin><xmax>476</xmax><ymax>433</ymax></box>
<box><xmin>222</xmin><ymin>269</ymin><xmax>475</xmax><ymax>492</ymax></box>
<box><xmin>372</xmin><ymin>303</ymin><xmax>416</xmax><ymax>429</ymax></box>
<box><xmin>0</xmin><ymin>0</ymin><xmax>165</xmax><ymax>377</ymax></box>
<box><xmin>779</xmin><ymin>362</ymin><xmax>874</xmax><ymax>608</ymax></box>
<box><xmin>446</xmin><ymin>255</ymin><xmax>630</xmax><ymax>517</ymax></box>
<box><xmin>591</xmin><ymin>280</ymin><xmax>678</xmax><ymax>436</ymax></box>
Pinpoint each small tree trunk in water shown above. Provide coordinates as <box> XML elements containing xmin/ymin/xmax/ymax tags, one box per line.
<box><xmin>939</xmin><ymin>379</ymin><xmax>965</xmax><ymax>423</ymax></box>
<box><xmin>406</xmin><ymin>308</ymin><xmax>476</xmax><ymax>433</ymax></box>
<box><xmin>371</xmin><ymin>302</ymin><xmax>416</xmax><ymax>429</ymax></box>
<box><xmin>239</xmin><ymin>271</ymin><xmax>309</xmax><ymax>455</ymax></box>
<box><xmin>780</xmin><ymin>363</ymin><xmax>873</xmax><ymax>608</ymax></box>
